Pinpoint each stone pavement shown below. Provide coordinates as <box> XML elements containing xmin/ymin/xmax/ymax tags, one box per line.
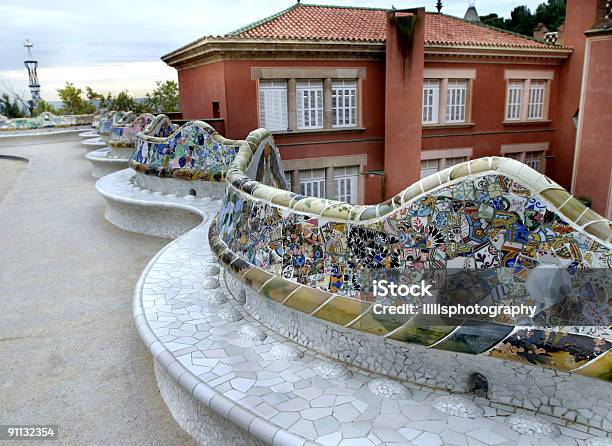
<box><xmin>0</xmin><ymin>136</ymin><xmax>193</xmax><ymax>445</ymax></box>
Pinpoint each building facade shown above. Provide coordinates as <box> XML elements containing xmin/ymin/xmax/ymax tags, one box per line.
<box><xmin>162</xmin><ymin>1</ymin><xmax>608</xmax><ymax>211</ymax></box>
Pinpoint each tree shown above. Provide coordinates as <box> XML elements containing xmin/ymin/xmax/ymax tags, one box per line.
<box><xmin>480</xmin><ymin>13</ymin><xmax>509</xmax><ymax>30</ymax></box>
<box><xmin>86</xmin><ymin>87</ymin><xmax>113</xmax><ymax>109</ymax></box>
<box><xmin>110</xmin><ymin>90</ymin><xmax>138</xmax><ymax>112</ymax></box>
<box><xmin>33</xmin><ymin>99</ymin><xmax>58</xmax><ymax>116</ymax></box>
<box><xmin>508</xmin><ymin>6</ymin><xmax>537</xmax><ymax>36</ymax></box>
<box><xmin>57</xmin><ymin>82</ymin><xmax>95</xmax><ymax>115</ymax></box>
<box><xmin>480</xmin><ymin>0</ymin><xmax>566</xmax><ymax>37</ymax></box>
<box><xmin>141</xmin><ymin>80</ymin><xmax>179</xmax><ymax>113</ymax></box>
<box><xmin>535</xmin><ymin>0</ymin><xmax>566</xmax><ymax>31</ymax></box>
<box><xmin>0</xmin><ymin>93</ymin><xmax>25</xmax><ymax>118</ymax></box>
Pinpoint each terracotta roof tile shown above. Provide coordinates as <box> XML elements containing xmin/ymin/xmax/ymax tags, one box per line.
<box><xmin>228</xmin><ymin>3</ymin><xmax>562</xmax><ymax>49</ymax></box>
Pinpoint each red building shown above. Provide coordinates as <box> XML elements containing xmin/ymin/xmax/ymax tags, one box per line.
<box><xmin>162</xmin><ymin>1</ymin><xmax>608</xmax><ymax>211</ymax></box>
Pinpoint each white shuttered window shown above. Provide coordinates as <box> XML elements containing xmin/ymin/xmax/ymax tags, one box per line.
<box><xmin>422</xmin><ymin>79</ymin><xmax>440</xmax><ymax>124</ymax></box>
<box><xmin>420</xmin><ymin>159</ymin><xmax>439</xmax><ymax>179</ymax></box>
<box><xmin>446</xmin><ymin>80</ymin><xmax>467</xmax><ymax>123</ymax></box>
<box><xmin>332</xmin><ymin>80</ymin><xmax>357</xmax><ymax>127</ymax></box>
<box><xmin>528</xmin><ymin>80</ymin><xmax>545</xmax><ymax>120</ymax></box>
<box><xmin>299</xmin><ymin>169</ymin><xmax>326</xmax><ymax>198</ymax></box>
<box><xmin>506</xmin><ymin>80</ymin><xmax>523</xmax><ymax>120</ymax></box>
<box><xmin>297</xmin><ymin>80</ymin><xmax>323</xmax><ymax>129</ymax></box>
<box><xmin>334</xmin><ymin>166</ymin><xmax>358</xmax><ymax>204</ymax></box>
<box><xmin>259</xmin><ymin>80</ymin><xmax>288</xmax><ymax>131</ymax></box>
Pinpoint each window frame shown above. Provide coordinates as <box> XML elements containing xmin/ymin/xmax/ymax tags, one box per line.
<box><xmin>331</xmin><ymin>80</ymin><xmax>357</xmax><ymax>128</ymax></box>
<box><xmin>296</xmin><ymin>80</ymin><xmax>324</xmax><ymax>130</ymax></box>
<box><xmin>258</xmin><ymin>80</ymin><xmax>288</xmax><ymax>131</ymax></box>
<box><xmin>503</xmin><ymin>70</ymin><xmax>553</xmax><ymax>123</ymax></box>
<box><xmin>420</xmin><ymin>148</ymin><xmax>473</xmax><ymax>179</ymax></box>
<box><xmin>501</xmin><ymin>142</ymin><xmax>549</xmax><ymax>173</ymax></box>
<box><xmin>421</xmin><ymin>70</ymin><xmax>475</xmax><ymax>127</ymax></box>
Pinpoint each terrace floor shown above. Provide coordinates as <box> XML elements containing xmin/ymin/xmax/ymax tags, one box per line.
<box><xmin>0</xmin><ymin>136</ymin><xmax>193</xmax><ymax>445</ymax></box>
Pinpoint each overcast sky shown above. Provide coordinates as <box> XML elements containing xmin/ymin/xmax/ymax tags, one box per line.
<box><xmin>0</xmin><ymin>0</ymin><xmax>544</xmax><ymax>101</ymax></box>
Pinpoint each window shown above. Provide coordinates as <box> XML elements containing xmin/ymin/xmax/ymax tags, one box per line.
<box><xmin>422</xmin><ymin>80</ymin><xmax>440</xmax><ymax>124</ymax></box>
<box><xmin>506</xmin><ymin>80</ymin><xmax>523</xmax><ymax>121</ymax></box>
<box><xmin>446</xmin><ymin>80</ymin><xmax>467</xmax><ymax>123</ymax></box>
<box><xmin>284</xmin><ymin>171</ymin><xmax>292</xmax><ymax>191</ymax></box>
<box><xmin>332</xmin><ymin>80</ymin><xmax>357</xmax><ymax>128</ymax></box>
<box><xmin>259</xmin><ymin>80</ymin><xmax>288</xmax><ymax>131</ymax></box>
<box><xmin>504</xmin><ymin>71</ymin><xmax>552</xmax><ymax>122</ymax></box>
<box><xmin>334</xmin><ymin>166</ymin><xmax>358</xmax><ymax>204</ymax></box>
<box><xmin>524</xmin><ymin>151</ymin><xmax>544</xmax><ymax>171</ymax></box>
<box><xmin>444</xmin><ymin>156</ymin><xmax>468</xmax><ymax>167</ymax></box>
<box><xmin>420</xmin><ymin>159</ymin><xmax>439</xmax><ymax>179</ymax></box>
<box><xmin>501</xmin><ymin>143</ymin><xmax>548</xmax><ymax>173</ymax></box>
<box><xmin>297</xmin><ymin>80</ymin><xmax>323</xmax><ymax>129</ymax></box>
<box><xmin>528</xmin><ymin>81</ymin><xmax>545</xmax><ymax>120</ymax></box>
<box><xmin>421</xmin><ymin>149</ymin><xmax>472</xmax><ymax>179</ymax></box>
<box><xmin>212</xmin><ymin>101</ymin><xmax>220</xmax><ymax>119</ymax></box>
<box><xmin>422</xmin><ymin>76</ymin><xmax>472</xmax><ymax>125</ymax></box>
<box><xmin>299</xmin><ymin>169</ymin><xmax>326</xmax><ymax>198</ymax></box>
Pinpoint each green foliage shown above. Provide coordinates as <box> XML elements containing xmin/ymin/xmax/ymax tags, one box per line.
<box><xmin>55</xmin><ymin>80</ymin><xmax>180</xmax><ymax>115</ymax></box>
<box><xmin>111</xmin><ymin>90</ymin><xmax>137</xmax><ymax>112</ymax></box>
<box><xmin>57</xmin><ymin>82</ymin><xmax>95</xmax><ymax>115</ymax></box>
<box><xmin>480</xmin><ymin>0</ymin><xmax>566</xmax><ymax>35</ymax></box>
<box><xmin>33</xmin><ymin>99</ymin><xmax>58</xmax><ymax>116</ymax></box>
<box><xmin>0</xmin><ymin>93</ymin><xmax>25</xmax><ymax>118</ymax></box>
<box><xmin>141</xmin><ymin>81</ymin><xmax>179</xmax><ymax>113</ymax></box>
<box><xmin>535</xmin><ymin>0</ymin><xmax>566</xmax><ymax>31</ymax></box>
<box><xmin>86</xmin><ymin>87</ymin><xmax>113</xmax><ymax>109</ymax></box>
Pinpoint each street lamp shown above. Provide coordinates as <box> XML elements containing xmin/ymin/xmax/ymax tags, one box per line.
<box><xmin>24</xmin><ymin>39</ymin><xmax>40</xmax><ymax>115</ymax></box>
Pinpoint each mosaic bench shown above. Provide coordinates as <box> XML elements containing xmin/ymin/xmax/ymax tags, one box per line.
<box><xmin>0</xmin><ymin>111</ymin><xmax>92</xmax><ymax>132</ymax></box>
<box><xmin>210</xmin><ymin>129</ymin><xmax>611</xmax><ymax>433</ymax></box>
<box><xmin>128</xmin><ymin>120</ymin><xmax>242</xmax><ymax>200</ymax></box>
<box><xmin>82</xmin><ymin>110</ymin><xmax>129</xmax><ymax>150</ymax></box>
<box><xmin>96</xmin><ymin>120</ymin><xmax>241</xmax><ymax>237</ymax></box>
<box><xmin>100</xmin><ymin>127</ymin><xmax>611</xmax><ymax>444</ymax></box>
<box><xmin>85</xmin><ymin>113</ymin><xmax>154</xmax><ymax>178</ymax></box>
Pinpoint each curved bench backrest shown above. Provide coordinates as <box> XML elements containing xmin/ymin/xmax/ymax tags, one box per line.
<box><xmin>212</xmin><ymin>128</ymin><xmax>612</xmax><ymax>380</ymax></box>
<box><xmin>108</xmin><ymin>113</ymin><xmax>155</xmax><ymax>147</ymax></box>
<box><xmin>130</xmin><ymin>120</ymin><xmax>242</xmax><ymax>181</ymax></box>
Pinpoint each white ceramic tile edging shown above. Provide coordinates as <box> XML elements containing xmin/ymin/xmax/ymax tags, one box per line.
<box><xmin>0</xmin><ymin>128</ymin><xmax>86</xmax><ymax>147</ymax></box>
<box><xmin>86</xmin><ymin>148</ymin><xmax>129</xmax><ymax>178</ymax></box>
<box><xmin>131</xmin><ymin>216</ymin><xmax>306</xmax><ymax>446</ymax></box>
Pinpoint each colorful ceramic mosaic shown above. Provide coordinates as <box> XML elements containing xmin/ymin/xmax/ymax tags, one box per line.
<box><xmin>98</xmin><ymin>111</ymin><xmax>129</xmax><ymax>139</ymax></box>
<box><xmin>0</xmin><ymin>111</ymin><xmax>92</xmax><ymax>131</ymax></box>
<box><xmin>107</xmin><ymin>113</ymin><xmax>154</xmax><ymax>148</ymax></box>
<box><xmin>129</xmin><ymin>120</ymin><xmax>242</xmax><ymax>181</ymax></box>
<box><xmin>209</xmin><ymin>129</ymin><xmax>612</xmax><ymax>380</ymax></box>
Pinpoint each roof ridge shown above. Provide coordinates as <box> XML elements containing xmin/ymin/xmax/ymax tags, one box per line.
<box><xmin>300</xmin><ymin>3</ymin><xmax>389</xmax><ymax>12</ymax></box>
<box><xmin>434</xmin><ymin>12</ymin><xmax>562</xmax><ymax>47</ymax></box>
<box><xmin>227</xmin><ymin>3</ymin><xmax>301</xmax><ymax>37</ymax></box>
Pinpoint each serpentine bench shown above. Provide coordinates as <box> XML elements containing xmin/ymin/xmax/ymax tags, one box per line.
<box><xmin>0</xmin><ymin>111</ymin><xmax>92</xmax><ymax>131</ymax></box>
<box><xmin>82</xmin><ymin>110</ymin><xmax>128</xmax><ymax>150</ymax></box>
<box><xmin>85</xmin><ymin>113</ymin><xmax>154</xmax><ymax>178</ymax></box>
<box><xmin>99</xmin><ymin>127</ymin><xmax>611</xmax><ymax>445</ymax></box>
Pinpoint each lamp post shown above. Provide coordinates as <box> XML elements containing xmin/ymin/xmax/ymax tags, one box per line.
<box><xmin>24</xmin><ymin>39</ymin><xmax>40</xmax><ymax>116</ymax></box>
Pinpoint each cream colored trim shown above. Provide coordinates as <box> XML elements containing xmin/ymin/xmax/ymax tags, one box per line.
<box><xmin>424</xmin><ymin>68</ymin><xmax>476</xmax><ymax>79</ymax></box>
<box><xmin>504</xmin><ymin>69</ymin><xmax>554</xmax><ymax>80</ymax></box>
<box><xmin>283</xmin><ymin>154</ymin><xmax>367</xmax><ymax>171</ymax></box>
<box><xmin>421</xmin><ymin>147</ymin><xmax>473</xmax><ymax>161</ymax></box>
<box><xmin>251</xmin><ymin>67</ymin><xmax>367</xmax><ymax>80</ymax></box>
<box><xmin>501</xmin><ymin>142</ymin><xmax>549</xmax><ymax>154</ymax></box>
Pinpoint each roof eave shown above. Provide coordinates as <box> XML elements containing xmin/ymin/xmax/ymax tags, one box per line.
<box><xmin>162</xmin><ymin>38</ymin><xmax>386</xmax><ymax>69</ymax></box>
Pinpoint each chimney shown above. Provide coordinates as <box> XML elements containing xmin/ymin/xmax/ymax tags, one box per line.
<box><xmin>533</xmin><ymin>22</ymin><xmax>549</xmax><ymax>40</ymax></box>
<box><xmin>463</xmin><ymin>1</ymin><xmax>480</xmax><ymax>22</ymax></box>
